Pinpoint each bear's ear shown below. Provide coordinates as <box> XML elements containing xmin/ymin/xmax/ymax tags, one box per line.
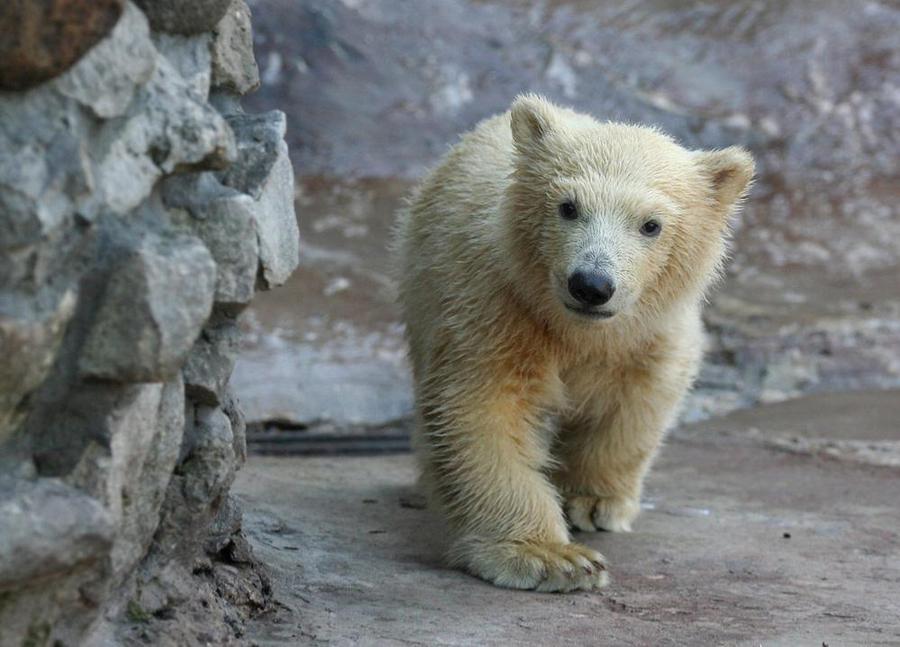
<box><xmin>695</xmin><ymin>147</ymin><xmax>755</xmax><ymax>210</ymax></box>
<box><xmin>510</xmin><ymin>94</ymin><xmax>560</xmax><ymax>150</ymax></box>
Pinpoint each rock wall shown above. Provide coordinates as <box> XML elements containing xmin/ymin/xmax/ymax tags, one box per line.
<box><xmin>0</xmin><ymin>1</ymin><xmax>299</xmax><ymax>645</ymax></box>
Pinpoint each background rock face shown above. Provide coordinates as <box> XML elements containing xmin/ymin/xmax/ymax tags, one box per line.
<box><xmin>233</xmin><ymin>0</ymin><xmax>900</xmax><ymax>434</ymax></box>
<box><xmin>0</xmin><ymin>1</ymin><xmax>296</xmax><ymax>645</ymax></box>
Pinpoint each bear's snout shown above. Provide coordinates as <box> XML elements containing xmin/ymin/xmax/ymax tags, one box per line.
<box><xmin>567</xmin><ymin>270</ymin><xmax>616</xmax><ymax>308</ymax></box>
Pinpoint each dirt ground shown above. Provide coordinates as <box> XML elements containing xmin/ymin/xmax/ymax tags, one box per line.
<box><xmin>235</xmin><ymin>390</ymin><xmax>900</xmax><ymax>646</ymax></box>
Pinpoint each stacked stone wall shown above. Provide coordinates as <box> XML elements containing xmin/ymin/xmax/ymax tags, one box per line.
<box><xmin>0</xmin><ymin>2</ymin><xmax>299</xmax><ymax>644</ymax></box>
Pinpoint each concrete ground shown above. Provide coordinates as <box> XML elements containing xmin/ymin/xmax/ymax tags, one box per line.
<box><xmin>235</xmin><ymin>390</ymin><xmax>900</xmax><ymax>646</ymax></box>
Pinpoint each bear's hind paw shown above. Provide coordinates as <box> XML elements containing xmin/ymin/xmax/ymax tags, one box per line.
<box><xmin>565</xmin><ymin>495</ymin><xmax>640</xmax><ymax>533</ymax></box>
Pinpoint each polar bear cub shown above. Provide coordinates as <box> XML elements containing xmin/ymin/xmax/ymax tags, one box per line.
<box><xmin>394</xmin><ymin>95</ymin><xmax>754</xmax><ymax>592</ymax></box>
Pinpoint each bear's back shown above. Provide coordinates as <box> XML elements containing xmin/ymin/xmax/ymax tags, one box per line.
<box><xmin>396</xmin><ymin>112</ymin><xmax>516</xmax><ymax>287</ymax></box>
<box><xmin>415</xmin><ymin>112</ymin><xmax>514</xmax><ymax>230</ymax></box>
<box><xmin>394</xmin><ymin>112</ymin><xmax>518</xmax><ymax>374</ymax></box>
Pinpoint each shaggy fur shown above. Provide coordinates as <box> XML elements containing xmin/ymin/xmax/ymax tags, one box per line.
<box><xmin>393</xmin><ymin>95</ymin><xmax>754</xmax><ymax>592</ymax></box>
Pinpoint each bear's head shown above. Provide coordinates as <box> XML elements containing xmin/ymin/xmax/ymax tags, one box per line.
<box><xmin>503</xmin><ymin>94</ymin><xmax>754</xmax><ymax>329</ymax></box>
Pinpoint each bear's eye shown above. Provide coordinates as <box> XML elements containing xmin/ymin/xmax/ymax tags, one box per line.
<box><xmin>558</xmin><ymin>201</ymin><xmax>578</xmax><ymax>220</ymax></box>
<box><xmin>640</xmin><ymin>219</ymin><xmax>661</xmax><ymax>237</ymax></box>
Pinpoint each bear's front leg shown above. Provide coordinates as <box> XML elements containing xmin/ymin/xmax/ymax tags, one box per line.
<box><xmin>554</xmin><ymin>351</ymin><xmax>697</xmax><ymax>533</ymax></box>
<box><xmin>418</xmin><ymin>358</ymin><xmax>608</xmax><ymax>592</ymax></box>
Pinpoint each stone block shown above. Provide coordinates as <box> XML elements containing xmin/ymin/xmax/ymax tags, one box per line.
<box><xmin>211</xmin><ymin>0</ymin><xmax>260</xmax><ymax>95</ymax></box>
<box><xmin>152</xmin><ymin>404</ymin><xmax>236</xmax><ymax>562</ymax></box>
<box><xmin>219</xmin><ymin>111</ymin><xmax>287</xmax><ymax>198</ymax></box>
<box><xmin>204</xmin><ymin>493</ymin><xmax>243</xmax><ymax>556</ymax></box>
<box><xmin>55</xmin><ymin>2</ymin><xmax>156</xmax><ymax>120</ymax></box>
<box><xmin>152</xmin><ymin>32</ymin><xmax>212</xmax><ymax>99</ymax></box>
<box><xmin>0</xmin><ymin>476</ymin><xmax>113</xmax><ymax>592</ymax></box>
<box><xmin>0</xmin><ymin>289</ymin><xmax>76</xmax><ymax>443</ymax></box>
<box><xmin>182</xmin><ymin>405</ymin><xmax>237</xmax><ymax>508</ymax></box>
<box><xmin>220</xmin><ymin>111</ymin><xmax>298</xmax><ymax>288</ymax></box>
<box><xmin>134</xmin><ymin>0</ymin><xmax>232</xmax><ymax>35</ymax></box>
<box><xmin>79</xmin><ymin>235</ymin><xmax>216</xmax><ymax>382</ymax></box>
<box><xmin>183</xmin><ymin>320</ymin><xmax>242</xmax><ymax>405</ymax></box>
<box><xmin>222</xmin><ymin>387</ymin><xmax>247</xmax><ymax>467</ymax></box>
<box><xmin>164</xmin><ymin>173</ymin><xmax>259</xmax><ymax>309</ymax></box>
<box><xmin>93</xmin><ymin>52</ymin><xmax>236</xmax><ymax>214</ymax></box>
<box><xmin>0</xmin><ymin>133</ymin><xmax>93</xmax><ymax>249</ymax></box>
<box><xmin>56</xmin><ymin>378</ymin><xmax>184</xmax><ymax>585</ymax></box>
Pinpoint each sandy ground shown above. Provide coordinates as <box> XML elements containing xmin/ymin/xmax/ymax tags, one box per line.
<box><xmin>235</xmin><ymin>390</ymin><xmax>900</xmax><ymax>646</ymax></box>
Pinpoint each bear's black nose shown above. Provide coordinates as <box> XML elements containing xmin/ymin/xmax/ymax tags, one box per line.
<box><xmin>568</xmin><ymin>271</ymin><xmax>616</xmax><ymax>307</ymax></box>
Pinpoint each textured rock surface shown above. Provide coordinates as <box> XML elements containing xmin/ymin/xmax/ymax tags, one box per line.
<box><xmin>133</xmin><ymin>0</ymin><xmax>231</xmax><ymax>35</ymax></box>
<box><xmin>0</xmin><ymin>1</ymin><xmax>296</xmax><ymax>645</ymax></box>
<box><xmin>0</xmin><ymin>290</ymin><xmax>76</xmax><ymax>443</ymax></box>
<box><xmin>79</xmin><ymin>236</ymin><xmax>217</xmax><ymax>382</ymax></box>
<box><xmin>221</xmin><ymin>111</ymin><xmax>299</xmax><ymax>288</ymax></box>
<box><xmin>212</xmin><ymin>0</ymin><xmax>260</xmax><ymax>94</ymax></box>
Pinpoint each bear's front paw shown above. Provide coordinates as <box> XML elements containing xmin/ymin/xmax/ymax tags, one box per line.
<box><xmin>564</xmin><ymin>495</ymin><xmax>640</xmax><ymax>532</ymax></box>
<box><xmin>457</xmin><ymin>540</ymin><xmax>609</xmax><ymax>592</ymax></box>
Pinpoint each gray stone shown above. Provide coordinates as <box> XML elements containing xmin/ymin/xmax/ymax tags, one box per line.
<box><xmin>204</xmin><ymin>493</ymin><xmax>243</xmax><ymax>555</ymax></box>
<box><xmin>38</xmin><ymin>378</ymin><xmax>184</xmax><ymax>590</ymax></box>
<box><xmin>134</xmin><ymin>0</ymin><xmax>232</xmax><ymax>35</ymax></box>
<box><xmin>252</xmin><ymin>145</ymin><xmax>298</xmax><ymax>289</ymax></box>
<box><xmin>0</xmin><ymin>476</ymin><xmax>113</xmax><ymax>592</ymax></box>
<box><xmin>152</xmin><ymin>405</ymin><xmax>236</xmax><ymax>562</ymax></box>
<box><xmin>211</xmin><ymin>0</ymin><xmax>260</xmax><ymax>95</ymax></box>
<box><xmin>79</xmin><ymin>236</ymin><xmax>216</xmax><ymax>382</ymax></box>
<box><xmin>31</xmin><ymin>384</ymin><xmax>141</xmax><ymax>479</ymax></box>
<box><xmin>183</xmin><ymin>320</ymin><xmax>242</xmax><ymax>405</ymax></box>
<box><xmin>0</xmin><ymin>128</ymin><xmax>93</xmax><ymax>249</ymax></box>
<box><xmin>152</xmin><ymin>32</ymin><xmax>212</xmax><ymax>99</ymax></box>
<box><xmin>222</xmin><ymin>388</ymin><xmax>247</xmax><ymax>467</ymax></box>
<box><xmin>56</xmin><ymin>2</ymin><xmax>157</xmax><ymax>120</ymax></box>
<box><xmin>163</xmin><ymin>173</ymin><xmax>259</xmax><ymax>308</ymax></box>
<box><xmin>220</xmin><ymin>112</ymin><xmax>298</xmax><ymax>288</ymax></box>
<box><xmin>183</xmin><ymin>405</ymin><xmax>237</xmax><ymax>507</ymax></box>
<box><xmin>219</xmin><ymin>111</ymin><xmax>286</xmax><ymax>199</ymax></box>
<box><xmin>113</xmin><ymin>377</ymin><xmax>185</xmax><ymax>580</ymax></box>
<box><xmin>0</xmin><ymin>289</ymin><xmax>76</xmax><ymax>443</ymax></box>
<box><xmin>197</xmin><ymin>193</ymin><xmax>259</xmax><ymax>307</ymax></box>
<box><xmin>93</xmin><ymin>52</ymin><xmax>236</xmax><ymax>214</ymax></box>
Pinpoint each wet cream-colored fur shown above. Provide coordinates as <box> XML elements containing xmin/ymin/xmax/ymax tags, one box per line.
<box><xmin>393</xmin><ymin>95</ymin><xmax>753</xmax><ymax>592</ymax></box>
